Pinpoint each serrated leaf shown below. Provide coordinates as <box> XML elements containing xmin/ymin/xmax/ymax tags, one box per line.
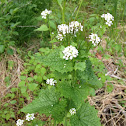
<box><xmin>58</xmin><ymin>81</ymin><xmax>92</xmax><ymax>108</ymax></box>
<box><xmin>77</xmin><ymin>59</ymin><xmax>102</xmax><ymax>89</ymax></box>
<box><xmin>37</xmin><ymin>48</ymin><xmax>73</xmax><ymax>73</ymax></box>
<box><xmin>21</xmin><ymin>87</ymin><xmax>66</xmax><ymax>122</ymax></box>
<box><xmin>52</xmin><ymin>99</ymin><xmax>67</xmax><ymax>122</ymax></box>
<box><xmin>74</xmin><ymin>62</ymin><xmax>86</xmax><ymax>71</ymax></box>
<box><xmin>70</xmin><ymin>102</ymin><xmax>101</xmax><ymax>126</ymax></box>
<box><xmin>35</xmin><ymin>24</ymin><xmax>49</xmax><ymax>31</ymax></box>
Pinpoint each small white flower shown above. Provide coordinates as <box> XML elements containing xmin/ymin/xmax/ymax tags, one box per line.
<box><xmin>26</xmin><ymin>113</ymin><xmax>35</xmax><ymax>121</ymax></box>
<box><xmin>16</xmin><ymin>119</ymin><xmax>24</xmax><ymax>126</ymax></box>
<box><xmin>62</xmin><ymin>45</ymin><xmax>79</xmax><ymax>60</ymax></box>
<box><xmin>101</xmin><ymin>13</ymin><xmax>114</xmax><ymax>26</ymax></box>
<box><xmin>69</xmin><ymin>108</ymin><xmax>76</xmax><ymax>115</ymax></box>
<box><xmin>57</xmin><ymin>24</ymin><xmax>69</xmax><ymax>35</ymax></box>
<box><xmin>89</xmin><ymin>33</ymin><xmax>100</xmax><ymax>46</ymax></box>
<box><xmin>106</xmin><ymin>20</ymin><xmax>113</xmax><ymax>26</ymax></box>
<box><xmin>69</xmin><ymin>21</ymin><xmax>83</xmax><ymax>34</ymax></box>
<box><xmin>41</xmin><ymin>9</ymin><xmax>52</xmax><ymax>19</ymax></box>
<box><xmin>56</xmin><ymin>33</ymin><xmax>64</xmax><ymax>41</ymax></box>
<box><xmin>46</xmin><ymin>78</ymin><xmax>57</xmax><ymax>86</ymax></box>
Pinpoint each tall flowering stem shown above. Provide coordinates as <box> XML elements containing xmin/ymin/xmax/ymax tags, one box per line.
<box><xmin>62</xmin><ymin>0</ymin><xmax>66</xmax><ymax>23</ymax></box>
<box><xmin>75</xmin><ymin>0</ymin><xmax>83</xmax><ymax>20</ymax></box>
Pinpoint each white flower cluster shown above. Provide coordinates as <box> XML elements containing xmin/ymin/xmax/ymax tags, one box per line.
<box><xmin>69</xmin><ymin>108</ymin><xmax>76</xmax><ymax>115</ymax></box>
<box><xmin>57</xmin><ymin>24</ymin><xmax>69</xmax><ymax>35</ymax></box>
<box><xmin>46</xmin><ymin>78</ymin><xmax>57</xmax><ymax>86</ymax></box>
<box><xmin>89</xmin><ymin>33</ymin><xmax>100</xmax><ymax>46</ymax></box>
<box><xmin>16</xmin><ymin>113</ymin><xmax>35</xmax><ymax>126</ymax></box>
<box><xmin>101</xmin><ymin>13</ymin><xmax>114</xmax><ymax>26</ymax></box>
<box><xmin>69</xmin><ymin>21</ymin><xmax>83</xmax><ymax>34</ymax></box>
<box><xmin>26</xmin><ymin>113</ymin><xmax>35</xmax><ymax>121</ymax></box>
<box><xmin>62</xmin><ymin>45</ymin><xmax>79</xmax><ymax>60</ymax></box>
<box><xmin>41</xmin><ymin>9</ymin><xmax>52</xmax><ymax>19</ymax></box>
<box><xmin>56</xmin><ymin>21</ymin><xmax>83</xmax><ymax>41</ymax></box>
<box><xmin>16</xmin><ymin>119</ymin><xmax>24</xmax><ymax>126</ymax></box>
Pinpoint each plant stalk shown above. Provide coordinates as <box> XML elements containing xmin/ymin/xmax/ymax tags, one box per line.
<box><xmin>75</xmin><ymin>0</ymin><xmax>83</xmax><ymax>20</ymax></box>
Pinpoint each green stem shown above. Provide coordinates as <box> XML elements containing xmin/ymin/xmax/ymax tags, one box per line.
<box><xmin>72</xmin><ymin>60</ymin><xmax>76</xmax><ymax>87</ymax></box>
<box><xmin>62</xmin><ymin>0</ymin><xmax>66</xmax><ymax>23</ymax></box>
<box><xmin>75</xmin><ymin>0</ymin><xmax>83</xmax><ymax>20</ymax></box>
<box><xmin>54</xmin><ymin>120</ymin><xmax>56</xmax><ymax>126</ymax></box>
<box><xmin>65</xmin><ymin>116</ymin><xmax>67</xmax><ymax>126</ymax></box>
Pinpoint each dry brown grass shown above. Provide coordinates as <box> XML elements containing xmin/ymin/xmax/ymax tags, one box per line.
<box><xmin>88</xmin><ymin>83</ymin><xmax>126</xmax><ymax>126</ymax></box>
<box><xmin>0</xmin><ymin>47</ymin><xmax>24</xmax><ymax>98</ymax></box>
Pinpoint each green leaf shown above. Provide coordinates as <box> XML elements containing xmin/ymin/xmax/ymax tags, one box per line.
<box><xmin>40</xmin><ymin>67</ymin><xmax>46</xmax><ymax>76</ymax></box>
<box><xmin>77</xmin><ymin>59</ymin><xmax>102</xmax><ymax>89</ymax></box>
<box><xmin>70</xmin><ymin>102</ymin><xmax>101</xmax><ymax>126</ymax></box>
<box><xmin>18</xmin><ymin>81</ymin><xmax>25</xmax><ymax>87</ymax></box>
<box><xmin>5</xmin><ymin>114</ymin><xmax>10</xmax><ymax>120</ymax></box>
<box><xmin>49</xmin><ymin>38</ymin><xmax>58</xmax><ymax>44</ymax></box>
<box><xmin>11</xmin><ymin>88</ymin><xmax>18</xmax><ymax>92</ymax></box>
<box><xmin>21</xmin><ymin>86</ymin><xmax>27</xmax><ymax>94</ymax></box>
<box><xmin>7</xmin><ymin>48</ymin><xmax>14</xmax><ymax>55</ymax></box>
<box><xmin>35</xmin><ymin>24</ymin><xmax>49</xmax><ymax>31</ymax></box>
<box><xmin>57</xmin><ymin>0</ymin><xmax>63</xmax><ymax>9</ymax></box>
<box><xmin>74</xmin><ymin>62</ymin><xmax>86</xmax><ymax>71</ymax></box>
<box><xmin>20</xmin><ymin>76</ymin><xmax>26</xmax><ymax>81</ymax></box>
<box><xmin>49</xmin><ymin>20</ymin><xmax>56</xmax><ymax>30</ymax></box>
<box><xmin>58</xmin><ymin>81</ymin><xmax>92</xmax><ymax>108</ymax></box>
<box><xmin>39</xmin><ymin>47</ymin><xmax>50</xmax><ymax>55</ymax></box>
<box><xmin>10</xmin><ymin>100</ymin><xmax>17</xmax><ymax>104</ymax></box>
<box><xmin>37</xmin><ymin>48</ymin><xmax>73</xmax><ymax>73</ymax></box>
<box><xmin>27</xmin><ymin>77</ymin><xmax>34</xmax><ymax>82</ymax></box>
<box><xmin>28</xmin><ymin>83</ymin><xmax>38</xmax><ymax>91</ymax></box>
<box><xmin>0</xmin><ymin>45</ymin><xmax>5</xmax><ymax>53</ymax></box>
<box><xmin>21</xmin><ymin>87</ymin><xmax>66</xmax><ymax>122</ymax></box>
<box><xmin>106</xmin><ymin>83</ymin><xmax>114</xmax><ymax>93</ymax></box>
<box><xmin>21</xmin><ymin>87</ymin><xmax>58</xmax><ymax>114</ymax></box>
<box><xmin>35</xmin><ymin>76</ymin><xmax>42</xmax><ymax>83</ymax></box>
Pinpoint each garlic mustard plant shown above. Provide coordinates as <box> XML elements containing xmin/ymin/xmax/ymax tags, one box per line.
<box><xmin>21</xmin><ymin>2</ymin><xmax>115</xmax><ymax>126</ymax></box>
